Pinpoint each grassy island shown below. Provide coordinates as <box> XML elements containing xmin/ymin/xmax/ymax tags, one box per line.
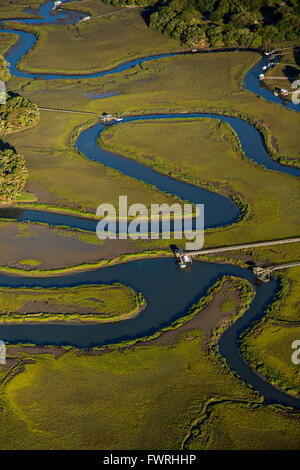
<box><xmin>0</xmin><ymin>283</ymin><xmax>145</xmax><ymax>323</ymax></box>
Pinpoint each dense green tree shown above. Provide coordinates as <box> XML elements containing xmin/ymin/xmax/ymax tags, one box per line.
<box><xmin>223</xmin><ymin>27</ymin><xmax>239</xmax><ymax>46</ymax></box>
<box><xmin>150</xmin><ymin>7</ymin><xmax>177</xmax><ymax>33</ymax></box>
<box><xmin>0</xmin><ymin>95</ymin><xmax>40</xmax><ymax>136</ymax></box>
<box><xmin>248</xmin><ymin>31</ymin><xmax>263</xmax><ymax>47</ymax></box>
<box><xmin>210</xmin><ymin>0</ymin><xmax>230</xmax><ymax>21</ymax></box>
<box><xmin>182</xmin><ymin>25</ymin><xmax>208</xmax><ymax>47</ymax></box>
<box><xmin>257</xmin><ymin>24</ymin><xmax>284</xmax><ymax>42</ymax></box>
<box><xmin>290</xmin><ymin>0</ymin><xmax>300</xmax><ymax>15</ymax></box>
<box><xmin>102</xmin><ymin>0</ymin><xmax>154</xmax><ymax>5</ymax></box>
<box><xmin>195</xmin><ymin>0</ymin><xmax>217</xmax><ymax>17</ymax></box>
<box><xmin>278</xmin><ymin>12</ymin><xmax>300</xmax><ymax>41</ymax></box>
<box><xmin>0</xmin><ymin>56</ymin><xmax>39</xmax><ymax>202</ymax></box>
<box><xmin>102</xmin><ymin>0</ymin><xmax>300</xmax><ymax>48</ymax></box>
<box><xmin>0</xmin><ymin>148</ymin><xmax>27</xmax><ymax>201</ymax></box>
<box><xmin>207</xmin><ymin>25</ymin><xmax>223</xmax><ymax>47</ymax></box>
<box><xmin>229</xmin><ymin>11</ymin><xmax>261</xmax><ymax>29</ymax></box>
<box><xmin>0</xmin><ymin>57</ymin><xmax>10</xmax><ymax>83</ymax></box>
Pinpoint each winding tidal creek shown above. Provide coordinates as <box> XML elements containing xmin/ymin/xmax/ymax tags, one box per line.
<box><xmin>0</xmin><ymin>0</ymin><xmax>299</xmax><ymax>409</ymax></box>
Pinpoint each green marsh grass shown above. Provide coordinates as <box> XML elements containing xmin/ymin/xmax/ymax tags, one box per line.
<box><xmin>0</xmin><ymin>277</ymin><xmax>298</xmax><ymax>450</ymax></box>
<box><xmin>241</xmin><ymin>268</ymin><xmax>300</xmax><ymax>396</ymax></box>
<box><xmin>9</xmin><ymin>8</ymin><xmax>183</xmax><ymax>75</ymax></box>
<box><xmin>0</xmin><ymin>283</ymin><xmax>143</xmax><ymax>323</ymax></box>
<box><xmin>99</xmin><ymin>118</ymin><xmax>300</xmax><ymax>246</ymax></box>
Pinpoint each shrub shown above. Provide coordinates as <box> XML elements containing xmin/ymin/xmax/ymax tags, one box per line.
<box><xmin>0</xmin><ymin>148</ymin><xmax>27</xmax><ymax>201</ymax></box>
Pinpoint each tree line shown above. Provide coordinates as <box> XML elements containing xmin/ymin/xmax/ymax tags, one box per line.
<box><xmin>102</xmin><ymin>0</ymin><xmax>300</xmax><ymax>48</ymax></box>
<box><xmin>0</xmin><ymin>56</ymin><xmax>39</xmax><ymax>202</ymax></box>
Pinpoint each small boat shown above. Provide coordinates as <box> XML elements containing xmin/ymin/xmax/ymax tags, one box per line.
<box><xmin>80</xmin><ymin>16</ymin><xmax>91</xmax><ymax>22</ymax></box>
<box><xmin>280</xmin><ymin>88</ymin><xmax>288</xmax><ymax>96</ymax></box>
<box><xmin>115</xmin><ymin>117</ymin><xmax>123</xmax><ymax>122</ymax></box>
<box><xmin>53</xmin><ymin>0</ymin><xmax>62</xmax><ymax>9</ymax></box>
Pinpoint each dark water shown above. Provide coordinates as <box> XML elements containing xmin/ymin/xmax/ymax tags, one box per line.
<box><xmin>0</xmin><ymin>259</ymin><xmax>253</xmax><ymax>348</ymax></box>
<box><xmin>0</xmin><ymin>258</ymin><xmax>299</xmax><ymax>408</ymax></box>
<box><xmin>1</xmin><ymin>1</ymin><xmax>299</xmax><ymax>115</ymax></box>
<box><xmin>0</xmin><ymin>0</ymin><xmax>178</xmax><ymax>80</ymax></box>
<box><xmin>0</xmin><ymin>0</ymin><xmax>299</xmax><ymax>409</ymax></box>
<box><xmin>244</xmin><ymin>55</ymin><xmax>300</xmax><ymax>113</ymax></box>
<box><xmin>0</xmin><ymin>109</ymin><xmax>298</xmax><ymax>230</ymax></box>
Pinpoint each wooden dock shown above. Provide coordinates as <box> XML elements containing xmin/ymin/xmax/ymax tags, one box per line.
<box><xmin>181</xmin><ymin>237</ymin><xmax>300</xmax><ymax>279</ymax></box>
<box><xmin>185</xmin><ymin>237</ymin><xmax>300</xmax><ymax>258</ymax></box>
<box><xmin>39</xmin><ymin>108</ymin><xmax>123</xmax><ymax>124</ymax></box>
<box><xmin>253</xmin><ymin>262</ymin><xmax>300</xmax><ymax>282</ymax></box>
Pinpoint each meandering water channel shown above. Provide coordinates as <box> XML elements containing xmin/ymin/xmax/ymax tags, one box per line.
<box><xmin>0</xmin><ymin>0</ymin><xmax>299</xmax><ymax>409</ymax></box>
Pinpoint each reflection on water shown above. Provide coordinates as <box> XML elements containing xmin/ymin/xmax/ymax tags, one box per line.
<box><xmin>0</xmin><ymin>0</ymin><xmax>299</xmax><ymax>410</ymax></box>
<box><xmin>0</xmin><ymin>258</ymin><xmax>299</xmax><ymax>408</ymax></box>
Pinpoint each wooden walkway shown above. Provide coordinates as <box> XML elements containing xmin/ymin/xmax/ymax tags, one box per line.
<box><xmin>185</xmin><ymin>237</ymin><xmax>300</xmax><ymax>281</ymax></box>
<box><xmin>186</xmin><ymin>237</ymin><xmax>300</xmax><ymax>258</ymax></box>
<box><xmin>91</xmin><ymin>6</ymin><xmax>142</xmax><ymax>21</ymax></box>
<box><xmin>254</xmin><ymin>262</ymin><xmax>300</xmax><ymax>281</ymax></box>
<box><xmin>39</xmin><ymin>107</ymin><xmax>100</xmax><ymax>117</ymax></box>
<box><xmin>262</xmin><ymin>76</ymin><xmax>290</xmax><ymax>80</ymax></box>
